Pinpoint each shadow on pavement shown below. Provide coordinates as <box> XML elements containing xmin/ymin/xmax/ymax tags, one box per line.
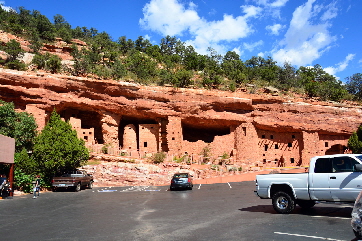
<box><xmin>239</xmin><ymin>204</ymin><xmax>352</xmax><ymax>218</ymax></box>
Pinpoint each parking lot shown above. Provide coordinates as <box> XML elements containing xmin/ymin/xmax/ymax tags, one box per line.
<box><xmin>0</xmin><ymin>181</ymin><xmax>355</xmax><ymax>241</ymax></box>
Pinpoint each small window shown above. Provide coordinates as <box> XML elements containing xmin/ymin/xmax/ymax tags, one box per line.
<box><xmin>144</xmin><ymin>142</ymin><xmax>147</xmax><ymax>147</ymax></box>
<box><xmin>83</xmin><ymin>132</ymin><xmax>86</xmax><ymax>134</ymax></box>
<box><xmin>292</xmin><ymin>135</ymin><xmax>295</xmax><ymax>139</ymax></box>
<box><xmin>288</xmin><ymin>143</ymin><xmax>292</xmax><ymax>147</ymax></box>
<box><xmin>290</xmin><ymin>158</ymin><xmax>295</xmax><ymax>163</ymax></box>
<box><xmin>325</xmin><ymin>142</ymin><xmax>329</xmax><ymax>147</ymax></box>
<box><xmin>270</xmin><ymin>135</ymin><xmax>273</xmax><ymax>139</ymax></box>
<box><xmin>262</xmin><ymin>135</ymin><xmax>265</xmax><ymax>138</ymax></box>
<box><xmin>264</xmin><ymin>144</ymin><xmax>268</xmax><ymax>151</ymax></box>
<box><xmin>275</xmin><ymin>144</ymin><xmax>279</xmax><ymax>149</ymax></box>
<box><xmin>151</xmin><ymin>126</ymin><xmax>153</xmax><ymax>129</ymax></box>
<box><xmin>263</xmin><ymin>154</ymin><xmax>265</xmax><ymax>156</ymax></box>
<box><xmin>242</xmin><ymin>127</ymin><xmax>246</xmax><ymax>136</ymax></box>
<box><xmin>263</xmin><ymin>159</ymin><xmax>266</xmax><ymax>164</ymax></box>
<box><xmin>172</xmin><ymin>137</ymin><xmax>175</xmax><ymax>140</ymax></box>
<box><xmin>84</xmin><ymin>136</ymin><xmax>88</xmax><ymax>141</ymax></box>
<box><xmin>89</xmin><ymin>132</ymin><xmax>92</xmax><ymax>135</ymax></box>
<box><xmin>142</xmin><ymin>127</ymin><xmax>144</xmax><ymax>129</ymax></box>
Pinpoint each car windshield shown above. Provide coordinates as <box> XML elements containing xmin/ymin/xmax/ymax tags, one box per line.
<box><xmin>355</xmin><ymin>155</ymin><xmax>362</xmax><ymax>162</ymax></box>
<box><xmin>174</xmin><ymin>174</ymin><xmax>188</xmax><ymax>178</ymax></box>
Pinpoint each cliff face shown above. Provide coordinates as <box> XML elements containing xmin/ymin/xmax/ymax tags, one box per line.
<box><xmin>1</xmin><ymin>68</ymin><xmax>360</xmax><ymax>133</ymax></box>
<box><xmin>0</xmin><ymin>68</ymin><xmax>361</xmax><ymax>168</ymax></box>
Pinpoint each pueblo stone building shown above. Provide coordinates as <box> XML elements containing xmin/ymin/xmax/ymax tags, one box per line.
<box><xmin>1</xmin><ymin>69</ymin><xmax>361</xmax><ymax>167</ymax></box>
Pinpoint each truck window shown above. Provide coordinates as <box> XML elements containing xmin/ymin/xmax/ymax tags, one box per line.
<box><xmin>314</xmin><ymin>158</ymin><xmax>332</xmax><ymax>173</ymax></box>
<box><xmin>332</xmin><ymin>157</ymin><xmax>359</xmax><ymax>172</ymax></box>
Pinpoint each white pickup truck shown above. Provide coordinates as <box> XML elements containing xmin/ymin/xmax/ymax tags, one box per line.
<box><xmin>255</xmin><ymin>154</ymin><xmax>362</xmax><ymax>214</ymax></box>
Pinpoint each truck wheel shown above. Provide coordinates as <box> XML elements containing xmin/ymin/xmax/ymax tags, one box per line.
<box><xmin>88</xmin><ymin>181</ymin><xmax>93</xmax><ymax>189</ymax></box>
<box><xmin>75</xmin><ymin>183</ymin><xmax>81</xmax><ymax>192</ymax></box>
<box><xmin>353</xmin><ymin>229</ymin><xmax>362</xmax><ymax>239</ymax></box>
<box><xmin>272</xmin><ymin>191</ymin><xmax>295</xmax><ymax>214</ymax></box>
<box><xmin>297</xmin><ymin>200</ymin><xmax>315</xmax><ymax>209</ymax></box>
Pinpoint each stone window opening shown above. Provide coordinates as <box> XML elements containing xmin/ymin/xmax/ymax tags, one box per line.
<box><xmin>264</xmin><ymin>144</ymin><xmax>268</xmax><ymax>151</ymax></box>
<box><xmin>270</xmin><ymin>135</ymin><xmax>274</xmax><ymax>139</ymax></box>
<box><xmin>263</xmin><ymin>159</ymin><xmax>266</xmax><ymax>164</ymax></box>
<box><xmin>288</xmin><ymin>142</ymin><xmax>292</xmax><ymax>147</ymax></box>
<box><xmin>262</xmin><ymin>135</ymin><xmax>265</xmax><ymax>138</ymax></box>
<box><xmin>325</xmin><ymin>142</ymin><xmax>329</xmax><ymax>147</ymax></box>
<box><xmin>172</xmin><ymin>137</ymin><xmax>175</xmax><ymax>140</ymax></box>
<box><xmin>275</xmin><ymin>144</ymin><xmax>279</xmax><ymax>149</ymax></box>
<box><xmin>84</xmin><ymin>136</ymin><xmax>88</xmax><ymax>141</ymax></box>
<box><xmin>242</xmin><ymin>127</ymin><xmax>246</xmax><ymax>136</ymax></box>
<box><xmin>144</xmin><ymin>142</ymin><xmax>148</xmax><ymax>147</ymax></box>
<box><xmin>292</xmin><ymin>135</ymin><xmax>295</xmax><ymax>139</ymax></box>
<box><xmin>291</xmin><ymin>158</ymin><xmax>295</xmax><ymax>163</ymax></box>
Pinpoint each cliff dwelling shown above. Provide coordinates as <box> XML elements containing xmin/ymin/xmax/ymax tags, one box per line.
<box><xmin>1</xmin><ymin>71</ymin><xmax>358</xmax><ymax>168</ymax></box>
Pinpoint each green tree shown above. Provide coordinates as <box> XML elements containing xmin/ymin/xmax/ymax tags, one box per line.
<box><xmin>32</xmin><ymin>110</ymin><xmax>89</xmax><ymax>183</ymax></box>
<box><xmin>0</xmin><ymin>100</ymin><xmax>38</xmax><ymax>192</ymax></box>
<box><xmin>348</xmin><ymin>125</ymin><xmax>362</xmax><ymax>154</ymax></box>
<box><xmin>345</xmin><ymin>73</ymin><xmax>362</xmax><ymax>100</ymax></box>
<box><xmin>2</xmin><ymin>39</ymin><xmax>24</xmax><ymax>62</ymax></box>
<box><xmin>0</xmin><ymin>100</ymin><xmax>37</xmax><ymax>152</ymax></box>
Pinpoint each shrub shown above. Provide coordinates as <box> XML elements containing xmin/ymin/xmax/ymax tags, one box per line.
<box><xmin>151</xmin><ymin>152</ymin><xmax>166</xmax><ymax>164</ymax></box>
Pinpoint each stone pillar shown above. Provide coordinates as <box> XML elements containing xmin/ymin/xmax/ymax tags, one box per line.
<box><xmin>100</xmin><ymin>111</ymin><xmax>121</xmax><ymax>148</ymax></box>
<box><xmin>166</xmin><ymin>116</ymin><xmax>183</xmax><ymax>156</ymax></box>
<box><xmin>123</xmin><ymin>124</ymin><xmax>137</xmax><ymax>150</ymax></box>
<box><xmin>234</xmin><ymin>122</ymin><xmax>259</xmax><ymax>163</ymax></box>
<box><xmin>25</xmin><ymin>104</ymin><xmax>46</xmax><ymax>131</ymax></box>
<box><xmin>301</xmin><ymin>131</ymin><xmax>320</xmax><ymax>166</ymax></box>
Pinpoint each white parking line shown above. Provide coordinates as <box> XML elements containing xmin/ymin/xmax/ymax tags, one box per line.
<box><xmin>274</xmin><ymin>232</ymin><xmax>347</xmax><ymax>241</ymax></box>
<box><xmin>227</xmin><ymin>182</ymin><xmax>232</xmax><ymax>188</ymax></box>
<box><xmin>198</xmin><ymin>184</ymin><xmax>202</xmax><ymax>189</ymax></box>
<box><xmin>311</xmin><ymin>216</ymin><xmax>350</xmax><ymax>220</ymax></box>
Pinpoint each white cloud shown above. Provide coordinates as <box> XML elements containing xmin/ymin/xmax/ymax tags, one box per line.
<box><xmin>139</xmin><ymin>0</ymin><xmax>200</xmax><ymax>36</ymax></box>
<box><xmin>272</xmin><ymin>0</ymin><xmax>338</xmax><ymax>66</ymax></box>
<box><xmin>0</xmin><ymin>1</ymin><xmax>13</xmax><ymax>12</ymax></box>
<box><xmin>243</xmin><ymin>40</ymin><xmax>264</xmax><ymax>52</ymax></box>
<box><xmin>140</xmin><ymin>0</ymin><xmax>261</xmax><ymax>55</ymax></box>
<box><xmin>251</xmin><ymin>0</ymin><xmax>289</xmax><ymax>8</ymax></box>
<box><xmin>266</xmin><ymin>24</ymin><xmax>284</xmax><ymax>35</ymax></box>
<box><xmin>270</xmin><ymin>0</ymin><xmax>289</xmax><ymax>8</ymax></box>
<box><xmin>324</xmin><ymin>53</ymin><xmax>355</xmax><ymax>76</ymax></box>
<box><xmin>249</xmin><ymin>0</ymin><xmax>289</xmax><ymax>18</ymax></box>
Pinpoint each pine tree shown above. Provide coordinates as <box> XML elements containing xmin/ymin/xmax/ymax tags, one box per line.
<box><xmin>32</xmin><ymin>110</ymin><xmax>89</xmax><ymax>183</ymax></box>
<box><xmin>348</xmin><ymin>125</ymin><xmax>362</xmax><ymax>154</ymax></box>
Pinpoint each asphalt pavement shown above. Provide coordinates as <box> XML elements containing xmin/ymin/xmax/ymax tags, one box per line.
<box><xmin>0</xmin><ymin>181</ymin><xmax>356</xmax><ymax>241</ymax></box>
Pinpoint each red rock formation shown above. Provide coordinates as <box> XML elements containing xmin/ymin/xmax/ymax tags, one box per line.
<box><xmin>0</xmin><ymin>68</ymin><xmax>361</xmax><ymax>169</ymax></box>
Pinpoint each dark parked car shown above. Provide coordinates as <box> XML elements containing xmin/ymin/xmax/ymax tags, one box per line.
<box><xmin>170</xmin><ymin>173</ymin><xmax>193</xmax><ymax>190</ymax></box>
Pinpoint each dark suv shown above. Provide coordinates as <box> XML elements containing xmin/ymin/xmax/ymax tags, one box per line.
<box><xmin>170</xmin><ymin>173</ymin><xmax>193</xmax><ymax>190</ymax></box>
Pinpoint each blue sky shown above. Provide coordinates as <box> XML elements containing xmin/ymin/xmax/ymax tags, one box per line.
<box><xmin>2</xmin><ymin>0</ymin><xmax>361</xmax><ymax>81</ymax></box>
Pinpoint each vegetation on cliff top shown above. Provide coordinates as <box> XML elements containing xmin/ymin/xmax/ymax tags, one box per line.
<box><xmin>0</xmin><ymin>6</ymin><xmax>361</xmax><ymax>103</ymax></box>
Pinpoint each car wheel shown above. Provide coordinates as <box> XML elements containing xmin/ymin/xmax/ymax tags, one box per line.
<box><xmin>88</xmin><ymin>181</ymin><xmax>93</xmax><ymax>189</ymax></box>
<box><xmin>170</xmin><ymin>186</ymin><xmax>174</xmax><ymax>191</ymax></box>
<box><xmin>272</xmin><ymin>191</ymin><xmax>295</xmax><ymax>214</ymax></box>
<box><xmin>297</xmin><ymin>200</ymin><xmax>315</xmax><ymax>209</ymax></box>
<box><xmin>75</xmin><ymin>183</ymin><xmax>81</xmax><ymax>192</ymax></box>
<box><xmin>52</xmin><ymin>187</ymin><xmax>57</xmax><ymax>192</ymax></box>
<box><xmin>354</xmin><ymin>229</ymin><xmax>362</xmax><ymax>239</ymax></box>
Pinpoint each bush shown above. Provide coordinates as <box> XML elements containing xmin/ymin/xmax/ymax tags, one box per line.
<box><xmin>5</xmin><ymin>60</ymin><xmax>26</xmax><ymax>70</ymax></box>
<box><xmin>151</xmin><ymin>152</ymin><xmax>166</xmax><ymax>164</ymax></box>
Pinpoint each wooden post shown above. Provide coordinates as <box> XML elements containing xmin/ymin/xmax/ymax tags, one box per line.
<box><xmin>8</xmin><ymin>163</ymin><xmax>14</xmax><ymax>197</ymax></box>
